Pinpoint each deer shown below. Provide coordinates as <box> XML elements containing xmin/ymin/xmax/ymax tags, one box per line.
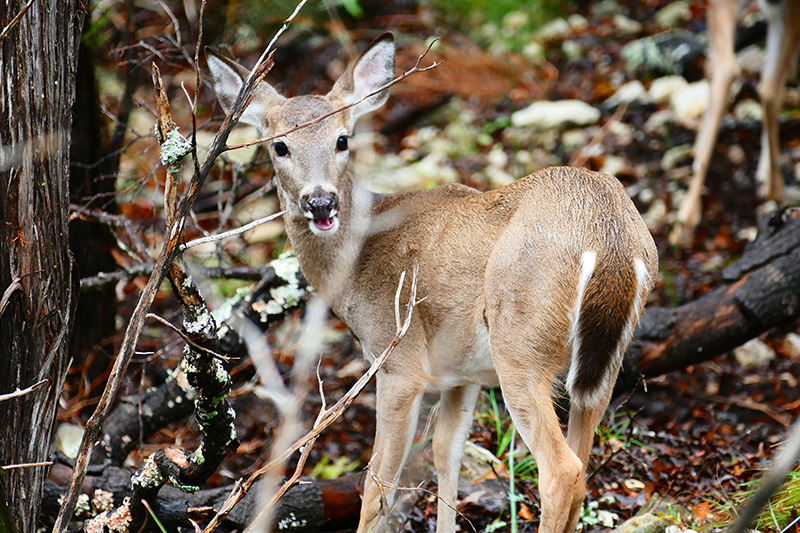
<box><xmin>670</xmin><ymin>0</ymin><xmax>800</xmax><ymax>246</ymax></box>
<box><xmin>207</xmin><ymin>33</ymin><xmax>658</xmax><ymax>533</ymax></box>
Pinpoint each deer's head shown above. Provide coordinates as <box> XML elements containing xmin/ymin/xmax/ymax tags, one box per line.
<box><xmin>207</xmin><ymin>34</ymin><xmax>396</xmax><ymax>237</ymax></box>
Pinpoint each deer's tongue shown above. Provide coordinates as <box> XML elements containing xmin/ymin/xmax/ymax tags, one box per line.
<box><xmin>314</xmin><ymin>217</ymin><xmax>335</xmax><ymax>231</ymax></box>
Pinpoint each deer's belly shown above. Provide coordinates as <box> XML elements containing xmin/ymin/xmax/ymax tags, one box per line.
<box><xmin>424</xmin><ymin>323</ymin><xmax>500</xmax><ymax>391</ymax></box>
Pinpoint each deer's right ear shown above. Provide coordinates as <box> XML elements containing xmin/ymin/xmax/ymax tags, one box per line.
<box><xmin>205</xmin><ymin>47</ymin><xmax>284</xmax><ymax>131</ymax></box>
<box><xmin>328</xmin><ymin>33</ymin><xmax>396</xmax><ymax>120</ymax></box>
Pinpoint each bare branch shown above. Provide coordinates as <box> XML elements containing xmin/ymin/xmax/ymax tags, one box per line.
<box><xmin>225</xmin><ymin>39</ymin><xmax>442</xmax><ymax>152</ymax></box>
<box><xmin>0</xmin><ymin>0</ymin><xmax>34</xmax><ymax>41</ymax></box>
<box><xmin>52</xmin><ymin>5</ymin><xmax>281</xmax><ymax>529</ymax></box>
<box><xmin>0</xmin><ymin>461</ymin><xmax>53</xmax><ymax>471</ymax></box>
<box><xmin>0</xmin><ymin>379</ymin><xmax>48</xmax><ymax>403</ymax></box>
<box><xmin>146</xmin><ymin>313</ymin><xmax>234</xmax><ymax>363</ymax></box>
<box><xmin>180</xmin><ymin>210</ymin><xmax>286</xmax><ymax>251</ymax></box>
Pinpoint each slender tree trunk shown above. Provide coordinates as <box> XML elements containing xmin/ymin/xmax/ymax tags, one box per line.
<box><xmin>0</xmin><ymin>2</ymin><xmax>84</xmax><ymax>532</ymax></box>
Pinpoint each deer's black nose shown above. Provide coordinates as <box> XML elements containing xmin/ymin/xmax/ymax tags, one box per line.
<box><xmin>301</xmin><ymin>190</ymin><xmax>339</xmax><ymax>220</ymax></box>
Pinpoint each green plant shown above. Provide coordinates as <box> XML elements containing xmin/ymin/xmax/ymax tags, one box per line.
<box><xmin>736</xmin><ymin>467</ymin><xmax>800</xmax><ymax>533</ymax></box>
<box><xmin>308</xmin><ymin>455</ymin><xmax>361</xmax><ymax>480</ymax></box>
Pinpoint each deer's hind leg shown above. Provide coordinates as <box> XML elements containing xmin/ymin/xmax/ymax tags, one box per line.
<box><xmin>484</xmin><ymin>285</ymin><xmax>584</xmax><ymax>532</ymax></box>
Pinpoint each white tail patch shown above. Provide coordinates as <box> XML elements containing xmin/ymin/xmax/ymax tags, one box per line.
<box><xmin>565</xmin><ymin>251</ymin><xmax>597</xmax><ymax>397</ymax></box>
<box><xmin>569</xmin><ymin>257</ymin><xmax>651</xmax><ymax>407</ymax></box>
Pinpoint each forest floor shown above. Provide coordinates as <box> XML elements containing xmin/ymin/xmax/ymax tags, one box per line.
<box><xmin>55</xmin><ymin>0</ymin><xmax>800</xmax><ymax>531</ymax></box>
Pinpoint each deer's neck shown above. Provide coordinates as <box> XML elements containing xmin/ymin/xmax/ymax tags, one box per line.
<box><xmin>279</xmin><ymin>180</ymin><xmax>375</xmax><ymax>306</ymax></box>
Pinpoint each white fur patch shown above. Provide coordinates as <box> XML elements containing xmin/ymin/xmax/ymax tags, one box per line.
<box><xmin>565</xmin><ymin>251</ymin><xmax>597</xmax><ymax>397</ymax></box>
<box><xmin>570</xmin><ymin>257</ymin><xmax>650</xmax><ymax>407</ymax></box>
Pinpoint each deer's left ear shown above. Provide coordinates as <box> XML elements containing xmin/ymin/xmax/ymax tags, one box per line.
<box><xmin>328</xmin><ymin>33</ymin><xmax>396</xmax><ymax>120</ymax></box>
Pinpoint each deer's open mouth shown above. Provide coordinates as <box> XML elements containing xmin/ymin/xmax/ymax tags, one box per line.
<box><xmin>307</xmin><ymin>214</ymin><xmax>339</xmax><ymax>235</ymax></box>
<box><xmin>313</xmin><ymin>217</ymin><xmax>336</xmax><ymax>231</ymax></box>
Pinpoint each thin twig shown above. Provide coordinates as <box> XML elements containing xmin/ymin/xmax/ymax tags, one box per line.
<box><xmin>146</xmin><ymin>313</ymin><xmax>233</xmax><ymax>362</ymax></box>
<box><xmin>0</xmin><ymin>0</ymin><xmax>34</xmax><ymax>41</ymax></box>
<box><xmin>225</xmin><ymin>38</ymin><xmax>442</xmax><ymax>153</ymax></box>
<box><xmin>364</xmin><ymin>464</ymin><xmax>476</xmax><ymax>533</ymax></box>
<box><xmin>180</xmin><ymin>210</ymin><xmax>286</xmax><ymax>251</ymax></box>
<box><xmin>1</xmin><ymin>461</ymin><xmax>53</xmax><ymax>470</ymax></box>
<box><xmin>201</xmin><ymin>267</ymin><xmax>419</xmax><ymax>533</ymax></box>
<box><xmin>0</xmin><ymin>379</ymin><xmax>48</xmax><ymax>403</ymax></box>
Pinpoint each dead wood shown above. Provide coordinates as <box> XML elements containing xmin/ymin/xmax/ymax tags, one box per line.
<box><xmin>616</xmin><ymin>208</ymin><xmax>800</xmax><ymax>391</ymax></box>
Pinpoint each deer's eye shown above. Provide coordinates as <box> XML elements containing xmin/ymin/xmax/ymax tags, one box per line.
<box><xmin>273</xmin><ymin>141</ymin><xmax>289</xmax><ymax>157</ymax></box>
<box><xmin>336</xmin><ymin>135</ymin><xmax>349</xmax><ymax>152</ymax></box>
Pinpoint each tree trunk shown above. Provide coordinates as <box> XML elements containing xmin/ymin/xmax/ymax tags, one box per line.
<box><xmin>0</xmin><ymin>1</ymin><xmax>84</xmax><ymax>532</ymax></box>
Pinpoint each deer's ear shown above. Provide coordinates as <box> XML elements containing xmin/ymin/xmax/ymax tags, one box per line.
<box><xmin>328</xmin><ymin>33</ymin><xmax>396</xmax><ymax>120</ymax></box>
<box><xmin>205</xmin><ymin>47</ymin><xmax>285</xmax><ymax>131</ymax></box>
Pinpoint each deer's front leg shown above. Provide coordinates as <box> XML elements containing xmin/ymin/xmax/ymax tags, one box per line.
<box><xmin>431</xmin><ymin>384</ymin><xmax>481</xmax><ymax>533</ymax></box>
<box><xmin>670</xmin><ymin>0</ymin><xmax>739</xmax><ymax>246</ymax></box>
<box><xmin>358</xmin><ymin>370</ymin><xmax>423</xmax><ymax>533</ymax></box>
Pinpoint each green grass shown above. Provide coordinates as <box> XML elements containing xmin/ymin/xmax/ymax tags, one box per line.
<box><xmin>738</xmin><ymin>468</ymin><xmax>800</xmax><ymax>533</ymax></box>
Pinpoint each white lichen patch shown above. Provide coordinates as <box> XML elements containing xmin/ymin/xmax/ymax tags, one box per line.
<box><xmin>160</xmin><ymin>128</ymin><xmax>192</xmax><ymax>167</ymax></box>
<box><xmin>184</xmin><ymin>307</ymin><xmax>215</xmax><ymax>337</ymax></box>
<box><xmin>270</xmin><ymin>251</ymin><xmax>300</xmax><ymax>282</ymax></box>
<box><xmin>74</xmin><ymin>494</ymin><xmax>91</xmax><ymax>518</ymax></box>
<box><xmin>91</xmin><ymin>489</ymin><xmax>115</xmax><ymax>514</ymax></box>
<box><xmin>276</xmin><ymin>512</ymin><xmax>308</xmax><ymax>530</ymax></box>
<box><xmin>262</xmin><ymin>284</ymin><xmax>306</xmax><ymax>316</ymax></box>
<box><xmin>131</xmin><ymin>455</ymin><xmax>165</xmax><ymax>490</ymax></box>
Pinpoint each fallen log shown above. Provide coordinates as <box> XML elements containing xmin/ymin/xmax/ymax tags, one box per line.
<box><xmin>617</xmin><ymin>208</ymin><xmax>800</xmax><ymax>389</ymax></box>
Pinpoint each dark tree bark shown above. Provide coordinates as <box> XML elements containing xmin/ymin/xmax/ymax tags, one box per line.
<box><xmin>0</xmin><ymin>1</ymin><xmax>85</xmax><ymax>532</ymax></box>
<box><xmin>68</xmin><ymin>33</ymin><xmax>120</xmax><ymax>385</ymax></box>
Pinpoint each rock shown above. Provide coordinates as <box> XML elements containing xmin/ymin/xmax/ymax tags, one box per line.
<box><xmin>649</xmin><ymin>75</ymin><xmax>689</xmax><ymax>104</ymax></box>
<box><xmin>656</xmin><ymin>1</ymin><xmax>692</xmax><ymax>28</ymax></box>
<box><xmin>734</xmin><ymin>99</ymin><xmax>762</xmax><ymax>121</ymax></box>
<box><xmin>521</xmin><ymin>41</ymin><xmax>545</xmax><ymax>64</ymax></box>
<box><xmin>605</xmin><ymin>80</ymin><xmax>648</xmax><ymax>107</ymax></box>
<box><xmin>502</xmin><ymin>10</ymin><xmax>528</xmax><ymax>30</ymax></box>
<box><xmin>486</xmin><ymin>144</ymin><xmax>508</xmax><ymax>168</ymax></box>
<box><xmin>562</xmin><ymin>40</ymin><xmax>584</xmax><ymax>62</ymax></box>
<box><xmin>485</xmin><ymin>166</ymin><xmax>515</xmax><ymax>187</ymax></box>
<box><xmin>611</xmin><ymin>513</ymin><xmax>675</xmax><ymax>533</ymax></box>
<box><xmin>734</xmin><ymin>338</ymin><xmax>775</xmax><ymax>368</ymax></box>
<box><xmin>671</xmin><ymin>80</ymin><xmax>710</xmax><ymax>127</ymax></box>
<box><xmin>614</xmin><ymin>14</ymin><xmax>643</xmax><ymax>35</ymax></box>
<box><xmin>535</xmin><ymin>18</ymin><xmax>571</xmax><ymax>42</ymax></box>
<box><xmin>643</xmin><ymin>109</ymin><xmax>675</xmax><ymax>136</ymax></box>
<box><xmin>622</xmin><ymin>31</ymin><xmax>705</xmax><ymax>76</ymax></box>
<box><xmin>601</xmin><ymin>155</ymin><xmax>627</xmax><ymax>177</ymax></box>
<box><xmin>637</xmin><ymin>493</ymin><xmax>693</xmax><ymax>520</ymax></box>
<box><xmin>593</xmin><ymin>0</ymin><xmax>622</xmax><ymax>18</ymax></box>
<box><xmin>784</xmin><ymin>332</ymin><xmax>800</xmax><ymax>360</ymax></box>
<box><xmin>597</xmin><ymin>510</ymin><xmax>619</xmax><ymax>528</ymax></box>
<box><xmin>567</xmin><ymin>14</ymin><xmax>589</xmax><ymax>31</ymax></box>
<box><xmin>54</xmin><ymin>423</ymin><xmax>84</xmax><ymax>459</ymax></box>
<box><xmin>736</xmin><ymin>44</ymin><xmax>764</xmax><ymax>76</ymax></box>
<box><xmin>461</xmin><ymin>441</ymin><xmax>501</xmax><ymax>477</ymax></box>
<box><xmin>660</xmin><ymin>144</ymin><xmax>693</xmax><ymax>171</ymax></box>
<box><xmin>511</xmin><ymin>100</ymin><xmax>601</xmax><ymax>130</ymax></box>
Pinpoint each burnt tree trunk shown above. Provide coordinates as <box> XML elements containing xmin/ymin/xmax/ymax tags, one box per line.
<box><xmin>0</xmin><ymin>2</ymin><xmax>85</xmax><ymax>532</ymax></box>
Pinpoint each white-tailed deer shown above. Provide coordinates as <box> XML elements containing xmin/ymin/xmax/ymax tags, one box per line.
<box><xmin>670</xmin><ymin>0</ymin><xmax>800</xmax><ymax>245</ymax></box>
<box><xmin>208</xmin><ymin>34</ymin><xmax>658</xmax><ymax>533</ymax></box>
